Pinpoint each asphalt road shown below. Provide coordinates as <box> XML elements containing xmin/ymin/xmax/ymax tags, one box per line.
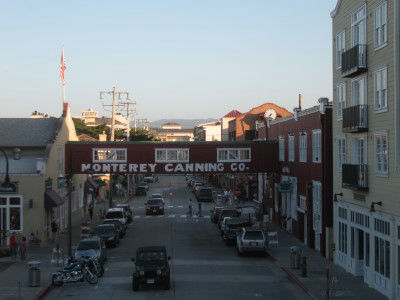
<box><xmin>47</xmin><ymin>175</ymin><xmax>310</xmax><ymax>300</ymax></box>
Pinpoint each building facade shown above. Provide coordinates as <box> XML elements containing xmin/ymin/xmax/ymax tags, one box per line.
<box><xmin>151</xmin><ymin>123</ymin><xmax>194</xmax><ymax>142</ymax></box>
<box><xmin>194</xmin><ymin>121</ymin><xmax>222</xmax><ymax>141</ymax></box>
<box><xmin>221</xmin><ymin>110</ymin><xmax>242</xmax><ymax>141</ymax></box>
<box><xmin>332</xmin><ymin>1</ymin><xmax>400</xmax><ymax>298</ymax></box>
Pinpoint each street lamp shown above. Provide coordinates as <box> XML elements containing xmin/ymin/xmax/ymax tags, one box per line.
<box><xmin>0</xmin><ymin>148</ymin><xmax>21</xmax><ymax>188</ymax></box>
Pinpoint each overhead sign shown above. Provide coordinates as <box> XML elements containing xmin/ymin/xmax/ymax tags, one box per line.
<box><xmin>279</xmin><ymin>181</ymin><xmax>292</xmax><ymax>193</ymax></box>
<box><xmin>0</xmin><ymin>182</ymin><xmax>18</xmax><ymax>193</ymax></box>
<box><xmin>65</xmin><ymin>141</ymin><xmax>278</xmax><ymax>174</ymax></box>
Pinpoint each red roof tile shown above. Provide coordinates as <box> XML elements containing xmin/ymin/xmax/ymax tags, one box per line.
<box><xmin>78</xmin><ymin>134</ymin><xmax>97</xmax><ymax>141</ymax></box>
<box><xmin>223</xmin><ymin>110</ymin><xmax>242</xmax><ymax>118</ymax></box>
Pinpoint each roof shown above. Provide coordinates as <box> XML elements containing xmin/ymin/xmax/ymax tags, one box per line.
<box><xmin>330</xmin><ymin>0</ymin><xmax>342</xmax><ymax>18</ymax></box>
<box><xmin>78</xmin><ymin>134</ymin><xmax>97</xmax><ymax>142</ymax></box>
<box><xmin>0</xmin><ymin>118</ymin><xmax>61</xmax><ymax>147</ymax></box>
<box><xmin>107</xmin><ymin>208</ymin><xmax>124</xmax><ymax>212</ymax></box>
<box><xmin>223</xmin><ymin>110</ymin><xmax>242</xmax><ymax>118</ymax></box>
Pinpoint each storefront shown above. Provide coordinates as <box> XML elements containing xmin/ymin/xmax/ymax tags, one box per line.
<box><xmin>0</xmin><ymin>195</ymin><xmax>23</xmax><ymax>246</ymax></box>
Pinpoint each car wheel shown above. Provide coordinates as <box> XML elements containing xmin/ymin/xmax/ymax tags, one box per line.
<box><xmin>237</xmin><ymin>247</ymin><xmax>243</xmax><ymax>256</ymax></box>
<box><xmin>132</xmin><ymin>279</ymin><xmax>139</xmax><ymax>291</ymax></box>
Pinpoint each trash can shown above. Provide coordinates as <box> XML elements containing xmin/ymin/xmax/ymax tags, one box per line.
<box><xmin>290</xmin><ymin>246</ymin><xmax>297</xmax><ymax>268</ymax></box>
<box><xmin>28</xmin><ymin>260</ymin><xmax>41</xmax><ymax>287</ymax></box>
<box><xmin>295</xmin><ymin>247</ymin><xmax>302</xmax><ymax>269</ymax></box>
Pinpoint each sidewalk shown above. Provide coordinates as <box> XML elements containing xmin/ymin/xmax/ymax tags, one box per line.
<box><xmin>0</xmin><ymin>201</ymin><xmax>108</xmax><ymax>300</ymax></box>
<box><xmin>268</xmin><ymin>223</ymin><xmax>386</xmax><ymax>300</ymax></box>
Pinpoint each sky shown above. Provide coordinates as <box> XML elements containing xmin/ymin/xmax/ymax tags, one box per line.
<box><xmin>0</xmin><ymin>0</ymin><xmax>337</xmax><ymax>122</ymax></box>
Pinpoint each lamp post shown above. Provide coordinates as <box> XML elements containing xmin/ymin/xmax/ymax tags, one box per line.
<box><xmin>0</xmin><ymin>148</ymin><xmax>21</xmax><ymax>189</ymax></box>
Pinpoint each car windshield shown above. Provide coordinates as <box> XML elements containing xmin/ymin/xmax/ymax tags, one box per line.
<box><xmin>137</xmin><ymin>251</ymin><xmax>166</xmax><ymax>262</ymax></box>
<box><xmin>103</xmin><ymin>220</ymin><xmax>121</xmax><ymax>228</ymax></box>
<box><xmin>77</xmin><ymin>240</ymin><xmax>100</xmax><ymax>250</ymax></box>
<box><xmin>105</xmin><ymin>211</ymin><xmax>123</xmax><ymax>219</ymax></box>
<box><xmin>95</xmin><ymin>226</ymin><xmax>114</xmax><ymax>234</ymax></box>
<box><xmin>199</xmin><ymin>189</ymin><xmax>212</xmax><ymax>195</ymax></box>
<box><xmin>244</xmin><ymin>231</ymin><xmax>264</xmax><ymax>240</ymax></box>
<box><xmin>147</xmin><ymin>199</ymin><xmax>162</xmax><ymax>205</ymax></box>
<box><xmin>151</xmin><ymin>194</ymin><xmax>162</xmax><ymax>199</ymax></box>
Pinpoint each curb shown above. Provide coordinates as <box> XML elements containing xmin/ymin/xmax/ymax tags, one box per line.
<box><xmin>280</xmin><ymin>266</ymin><xmax>309</xmax><ymax>293</ymax></box>
<box><xmin>34</xmin><ymin>284</ymin><xmax>52</xmax><ymax>300</ymax></box>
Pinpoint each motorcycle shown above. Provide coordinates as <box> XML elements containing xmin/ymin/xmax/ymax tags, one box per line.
<box><xmin>80</xmin><ymin>221</ymin><xmax>91</xmax><ymax>239</ymax></box>
<box><xmin>78</xmin><ymin>249</ymin><xmax>104</xmax><ymax>278</ymax></box>
<box><xmin>51</xmin><ymin>257</ymin><xmax>98</xmax><ymax>286</ymax></box>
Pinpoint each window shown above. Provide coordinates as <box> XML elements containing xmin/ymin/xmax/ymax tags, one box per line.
<box><xmin>351</xmin><ymin>5</ymin><xmax>366</xmax><ymax>46</ymax></box>
<box><xmin>155</xmin><ymin>148</ymin><xmax>189</xmax><ymax>162</ymax></box>
<box><xmin>374</xmin><ymin>2</ymin><xmax>387</xmax><ymax>48</ymax></box>
<box><xmin>375</xmin><ymin>133</ymin><xmax>388</xmax><ymax>175</ymax></box>
<box><xmin>279</xmin><ymin>136</ymin><xmax>285</xmax><ymax>161</ymax></box>
<box><xmin>312</xmin><ymin>130</ymin><xmax>322</xmax><ymax>163</ymax></box>
<box><xmin>374</xmin><ymin>67</ymin><xmax>387</xmax><ymax>110</ymax></box>
<box><xmin>337</xmin><ymin>137</ymin><xmax>346</xmax><ymax>170</ymax></box>
<box><xmin>336</xmin><ymin>30</ymin><xmax>345</xmax><ymax>68</ymax></box>
<box><xmin>299</xmin><ymin>132</ymin><xmax>307</xmax><ymax>162</ymax></box>
<box><xmin>288</xmin><ymin>134</ymin><xmax>295</xmax><ymax>162</ymax></box>
<box><xmin>93</xmin><ymin>148</ymin><xmax>127</xmax><ymax>162</ymax></box>
<box><xmin>0</xmin><ymin>196</ymin><xmax>23</xmax><ymax>232</ymax></box>
<box><xmin>336</xmin><ymin>84</ymin><xmax>346</xmax><ymax>118</ymax></box>
<box><xmin>298</xmin><ymin>196</ymin><xmax>307</xmax><ymax>211</ymax></box>
<box><xmin>312</xmin><ymin>181</ymin><xmax>322</xmax><ymax>234</ymax></box>
<box><xmin>352</xmin><ymin>136</ymin><xmax>367</xmax><ymax>164</ymax></box>
<box><xmin>339</xmin><ymin>222</ymin><xmax>348</xmax><ymax>254</ymax></box>
<box><xmin>375</xmin><ymin>237</ymin><xmax>390</xmax><ymax>278</ymax></box>
<box><xmin>217</xmin><ymin>148</ymin><xmax>251</xmax><ymax>162</ymax></box>
<box><xmin>352</xmin><ymin>77</ymin><xmax>366</xmax><ymax>105</ymax></box>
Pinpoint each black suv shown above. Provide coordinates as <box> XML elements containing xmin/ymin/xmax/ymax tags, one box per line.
<box><xmin>131</xmin><ymin>246</ymin><xmax>171</xmax><ymax>291</ymax></box>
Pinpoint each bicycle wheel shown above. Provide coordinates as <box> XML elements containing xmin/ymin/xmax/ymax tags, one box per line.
<box><xmin>84</xmin><ymin>268</ymin><xmax>98</xmax><ymax>284</ymax></box>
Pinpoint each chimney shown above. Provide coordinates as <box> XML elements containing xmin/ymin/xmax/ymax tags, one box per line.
<box><xmin>318</xmin><ymin>97</ymin><xmax>329</xmax><ymax>114</ymax></box>
<box><xmin>298</xmin><ymin>94</ymin><xmax>302</xmax><ymax>110</ymax></box>
<box><xmin>98</xmin><ymin>131</ymin><xmax>107</xmax><ymax>141</ymax></box>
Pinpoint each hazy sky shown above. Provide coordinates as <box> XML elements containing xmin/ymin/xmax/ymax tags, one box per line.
<box><xmin>0</xmin><ymin>0</ymin><xmax>337</xmax><ymax>121</ymax></box>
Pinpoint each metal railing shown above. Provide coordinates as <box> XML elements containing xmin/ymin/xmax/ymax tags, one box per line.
<box><xmin>341</xmin><ymin>44</ymin><xmax>367</xmax><ymax>77</ymax></box>
<box><xmin>342</xmin><ymin>164</ymin><xmax>368</xmax><ymax>190</ymax></box>
<box><xmin>342</xmin><ymin>104</ymin><xmax>368</xmax><ymax>132</ymax></box>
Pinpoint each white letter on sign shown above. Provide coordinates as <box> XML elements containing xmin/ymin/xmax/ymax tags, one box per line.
<box><xmin>230</xmin><ymin>163</ymin><xmax>237</xmax><ymax>171</ymax></box>
<box><xmin>165</xmin><ymin>164</ymin><xmax>173</xmax><ymax>172</ymax></box>
<box><xmin>238</xmin><ymin>163</ymin><xmax>246</xmax><ymax>171</ymax></box>
<box><xmin>81</xmin><ymin>164</ymin><xmax>91</xmax><ymax>172</ymax></box>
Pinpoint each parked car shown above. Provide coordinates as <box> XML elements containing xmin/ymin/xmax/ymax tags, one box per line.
<box><xmin>140</xmin><ymin>183</ymin><xmax>150</xmax><ymax>191</ymax></box>
<box><xmin>103</xmin><ymin>219</ymin><xmax>125</xmax><ymax>238</ymax></box>
<box><xmin>145</xmin><ymin>199</ymin><xmax>165</xmax><ymax>215</ymax></box>
<box><xmin>210</xmin><ymin>206</ymin><xmax>224</xmax><ymax>223</ymax></box>
<box><xmin>135</xmin><ymin>186</ymin><xmax>147</xmax><ymax>196</ymax></box>
<box><xmin>75</xmin><ymin>237</ymin><xmax>107</xmax><ymax>265</ymax></box>
<box><xmin>223</xmin><ymin>218</ymin><xmax>253</xmax><ymax>245</ymax></box>
<box><xmin>193</xmin><ymin>182</ymin><xmax>203</xmax><ymax>192</ymax></box>
<box><xmin>104</xmin><ymin>208</ymin><xmax>127</xmax><ymax>228</ymax></box>
<box><xmin>217</xmin><ymin>209</ymin><xmax>240</xmax><ymax>229</ymax></box>
<box><xmin>219</xmin><ymin>217</ymin><xmax>232</xmax><ymax>235</ymax></box>
<box><xmin>236</xmin><ymin>227</ymin><xmax>267</xmax><ymax>256</ymax></box>
<box><xmin>131</xmin><ymin>246</ymin><xmax>171</xmax><ymax>291</ymax></box>
<box><xmin>116</xmin><ymin>203</ymin><xmax>133</xmax><ymax>223</ymax></box>
<box><xmin>143</xmin><ymin>175</ymin><xmax>154</xmax><ymax>183</ymax></box>
<box><xmin>196</xmin><ymin>187</ymin><xmax>213</xmax><ymax>202</ymax></box>
<box><xmin>151</xmin><ymin>193</ymin><xmax>165</xmax><ymax>204</ymax></box>
<box><xmin>93</xmin><ymin>224</ymin><xmax>119</xmax><ymax>247</ymax></box>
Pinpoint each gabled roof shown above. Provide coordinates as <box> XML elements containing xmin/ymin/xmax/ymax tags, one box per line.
<box><xmin>78</xmin><ymin>134</ymin><xmax>97</xmax><ymax>142</ymax></box>
<box><xmin>0</xmin><ymin>118</ymin><xmax>61</xmax><ymax>147</ymax></box>
<box><xmin>223</xmin><ymin>110</ymin><xmax>242</xmax><ymax>118</ymax></box>
<box><xmin>330</xmin><ymin>0</ymin><xmax>342</xmax><ymax>18</ymax></box>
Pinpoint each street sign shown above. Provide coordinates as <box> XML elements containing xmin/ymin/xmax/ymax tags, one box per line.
<box><xmin>279</xmin><ymin>181</ymin><xmax>292</xmax><ymax>193</ymax></box>
<box><xmin>0</xmin><ymin>182</ymin><xmax>17</xmax><ymax>193</ymax></box>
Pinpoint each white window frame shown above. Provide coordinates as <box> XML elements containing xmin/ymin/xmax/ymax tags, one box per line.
<box><xmin>0</xmin><ymin>195</ymin><xmax>24</xmax><ymax>233</ymax></box>
<box><xmin>336</xmin><ymin>30</ymin><xmax>346</xmax><ymax>69</ymax></box>
<box><xmin>352</xmin><ymin>135</ymin><xmax>368</xmax><ymax>164</ymax></box>
<box><xmin>93</xmin><ymin>148</ymin><xmax>127</xmax><ymax>163</ymax></box>
<box><xmin>312</xmin><ymin>181</ymin><xmax>322</xmax><ymax>234</ymax></box>
<box><xmin>155</xmin><ymin>148</ymin><xmax>190</xmax><ymax>163</ymax></box>
<box><xmin>288</xmin><ymin>134</ymin><xmax>295</xmax><ymax>162</ymax></box>
<box><xmin>375</xmin><ymin>131</ymin><xmax>388</xmax><ymax>175</ymax></box>
<box><xmin>299</xmin><ymin>132</ymin><xmax>307</xmax><ymax>163</ymax></box>
<box><xmin>337</xmin><ymin>136</ymin><xmax>346</xmax><ymax>170</ymax></box>
<box><xmin>279</xmin><ymin>136</ymin><xmax>285</xmax><ymax>161</ymax></box>
<box><xmin>351</xmin><ymin>4</ymin><xmax>366</xmax><ymax>47</ymax></box>
<box><xmin>216</xmin><ymin>148</ymin><xmax>251</xmax><ymax>163</ymax></box>
<box><xmin>336</xmin><ymin>83</ymin><xmax>346</xmax><ymax>119</ymax></box>
<box><xmin>374</xmin><ymin>67</ymin><xmax>388</xmax><ymax>111</ymax></box>
<box><xmin>351</xmin><ymin>76</ymin><xmax>367</xmax><ymax>106</ymax></box>
<box><xmin>312</xmin><ymin>130</ymin><xmax>322</xmax><ymax>163</ymax></box>
<box><xmin>374</xmin><ymin>1</ymin><xmax>387</xmax><ymax>49</ymax></box>
<box><xmin>298</xmin><ymin>195</ymin><xmax>307</xmax><ymax>212</ymax></box>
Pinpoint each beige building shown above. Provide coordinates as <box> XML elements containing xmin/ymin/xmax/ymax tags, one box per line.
<box><xmin>152</xmin><ymin>123</ymin><xmax>194</xmax><ymax>142</ymax></box>
<box><xmin>0</xmin><ymin>104</ymin><xmax>92</xmax><ymax>246</ymax></box>
<box><xmin>194</xmin><ymin>121</ymin><xmax>221</xmax><ymax>141</ymax></box>
<box><xmin>332</xmin><ymin>1</ymin><xmax>400</xmax><ymax>298</ymax></box>
<box><xmin>220</xmin><ymin>110</ymin><xmax>242</xmax><ymax>141</ymax></box>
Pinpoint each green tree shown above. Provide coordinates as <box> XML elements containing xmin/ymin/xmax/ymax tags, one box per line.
<box><xmin>129</xmin><ymin>129</ymin><xmax>154</xmax><ymax>141</ymax></box>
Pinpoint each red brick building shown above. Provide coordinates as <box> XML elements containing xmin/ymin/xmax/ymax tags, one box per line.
<box><xmin>259</xmin><ymin>98</ymin><xmax>333</xmax><ymax>257</ymax></box>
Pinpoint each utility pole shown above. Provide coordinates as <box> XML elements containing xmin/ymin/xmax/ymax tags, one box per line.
<box><xmin>99</xmin><ymin>87</ymin><xmax>130</xmax><ymax>141</ymax></box>
<box><xmin>137</xmin><ymin>118</ymin><xmax>149</xmax><ymax>130</ymax></box>
<box><xmin>119</xmin><ymin>100</ymin><xmax>136</xmax><ymax>141</ymax></box>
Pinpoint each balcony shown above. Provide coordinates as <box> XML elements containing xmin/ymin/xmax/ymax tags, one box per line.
<box><xmin>341</xmin><ymin>44</ymin><xmax>367</xmax><ymax>78</ymax></box>
<box><xmin>342</xmin><ymin>104</ymin><xmax>368</xmax><ymax>133</ymax></box>
<box><xmin>342</xmin><ymin>164</ymin><xmax>368</xmax><ymax>191</ymax></box>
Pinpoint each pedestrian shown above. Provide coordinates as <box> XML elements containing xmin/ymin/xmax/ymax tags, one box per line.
<box><xmin>9</xmin><ymin>233</ymin><xmax>17</xmax><ymax>263</ymax></box>
<box><xmin>19</xmin><ymin>236</ymin><xmax>27</xmax><ymax>262</ymax></box>
<box><xmin>88</xmin><ymin>203</ymin><xmax>94</xmax><ymax>221</ymax></box>
<box><xmin>51</xmin><ymin>219</ymin><xmax>58</xmax><ymax>243</ymax></box>
<box><xmin>188</xmin><ymin>199</ymin><xmax>193</xmax><ymax>218</ymax></box>
<box><xmin>197</xmin><ymin>201</ymin><xmax>202</xmax><ymax>217</ymax></box>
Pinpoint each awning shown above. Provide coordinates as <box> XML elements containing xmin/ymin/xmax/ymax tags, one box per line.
<box><xmin>85</xmin><ymin>177</ymin><xmax>99</xmax><ymax>193</ymax></box>
<box><xmin>44</xmin><ymin>190</ymin><xmax>65</xmax><ymax>209</ymax></box>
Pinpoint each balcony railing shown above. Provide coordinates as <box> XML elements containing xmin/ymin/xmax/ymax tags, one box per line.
<box><xmin>342</xmin><ymin>164</ymin><xmax>368</xmax><ymax>191</ymax></box>
<box><xmin>341</xmin><ymin>44</ymin><xmax>367</xmax><ymax>78</ymax></box>
<box><xmin>342</xmin><ymin>104</ymin><xmax>368</xmax><ymax>133</ymax></box>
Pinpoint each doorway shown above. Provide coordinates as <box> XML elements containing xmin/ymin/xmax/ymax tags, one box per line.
<box><xmin>304</xmin><ymin>215</ymin><xmax>308</xmax><ymax>246</ymax></box>
<box><xmin>0</xmin><ymin>207</ymin><xmax>6</xmax><ymax>246</ymax></box>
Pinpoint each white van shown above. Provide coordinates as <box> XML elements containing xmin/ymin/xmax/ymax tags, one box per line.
<box><xmin>104</xmin><ymin>208</ymin><xmax>127</xmax><ymax>228</ymax></box>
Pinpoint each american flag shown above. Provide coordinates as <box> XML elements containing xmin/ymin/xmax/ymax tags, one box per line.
<box><xmin>60</xmin><ymin>47</ymin><xmax>66</xmax><ymax>85</ymax></box>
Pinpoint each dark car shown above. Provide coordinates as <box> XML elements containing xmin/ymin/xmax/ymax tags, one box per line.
<box><xmin>131</xmin><ymin>246</ymin><xmax>171</xmax><ymax>291</ymax></box>
<box><xmin>135</xmin><ymin>186</ymin><xmax>147</xmax><ymax>196</ymax></box>
<box><xmin>217</xmin><ymin>209</ymin><xmax>240</xmax><ymax>229</ymax></box>
<box><xmin>196</xmin><ymin>187</ymin><xmax>213</xmax><ymax>202</ymax></box>
<box><xmin>223</xmin><ymin>218</ymin><xmax>253</xmax><ymax>245</ymax></box>
<box><xmin>93</xmin><ymin>224</ymin><xmax>119</xmax><ymax>247</ymax></box>
<box><xmin>210</xmin><ymin>206</ymin><xmax>224</xmax><ymax>223</ymax></box>
<box><xmin>75</xmin><ymin>237</ymin><xmax>107</xmax><ymax>265</ymax></box>
<box><xmin>103</xmin><ymin>219</ymin><xmax>126</xmax><ymax>238</ymax></box>
<box><xmin>145</xmin><ymin>199</ymin><xmax>164</xmax><ymax>215</ymax></box>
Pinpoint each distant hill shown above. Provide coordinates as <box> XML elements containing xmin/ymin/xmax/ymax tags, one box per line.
<box><xmin>132</xmin><ymin>118</ymin><xmax>219</xmax><ymax>129</ymax></box>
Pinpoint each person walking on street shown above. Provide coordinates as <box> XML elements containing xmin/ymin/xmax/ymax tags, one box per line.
<box><xmin>19</xmin><ymin>236</ymin><xmax>27</xmax><ymax>262</ymax></box>
<box><xmin>188</xmin><ymin>199</ymin><xmax>193</xmax><ymax>218</ymax></box>
<box><xmin>88</xmin><ymin>203</ymin><xmax>94</xmax><ymax>221</ymax></box>
<box><xmin>51</xmin><ymin>219</ymin><xmax>58</xmax><ymax>243</ymax></box>
<box><xmin>197</xmin><ymin>201</ymin><xmax>202</xmax><ymax>217</ymax></box>
<box><xmin>9</xmin><ymin>233</ymin><xmax>17</xmax><ymax>263</ymax></box>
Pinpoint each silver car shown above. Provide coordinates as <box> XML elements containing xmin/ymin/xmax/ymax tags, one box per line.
<box><xmin>236</xmin><ymin>227</ymin><xmax>267</xmax><ymax>256</ymax></box>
